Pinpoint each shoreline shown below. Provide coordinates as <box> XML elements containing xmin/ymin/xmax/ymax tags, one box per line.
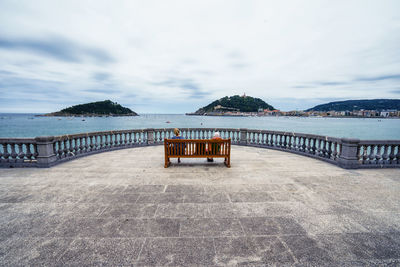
<box><xmin>35</xmin><ymin>113</ymin><xmax>139</xmax><ymax>117</ymax></box>
<box><xmin>185</xmin><ymin>114</ymin><xmax>400</xmax><ymax>119</ymax></box>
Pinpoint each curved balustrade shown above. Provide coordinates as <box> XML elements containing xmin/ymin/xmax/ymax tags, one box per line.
<box><xmin>358</xmin><ymin>140</ymin><xmax>400</xmax><ymax>167</ymax></box>
<box><xmin>0</xmin><ymin>138</ymin><xmax>38</xmax><ymax>167</ymax></box>
<box><xmin>53</xmin><ymin>129</ymin><xmax>148</xmax><ymax>162</ymax></box>
<box><xmin>1</xmin><ymin>128</ymin><xmax>399</xmax><ymax>169</ymax></box>
<box><xmin>245</xmin><ymin>130</ymin><xmax>342</xmax><ymax>165</ymax></box>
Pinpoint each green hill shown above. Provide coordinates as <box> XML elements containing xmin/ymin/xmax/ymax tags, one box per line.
<box><xmin>193</xmin><ymin>95</ymin><xmax>275</xmax><ymax>114</ymax></box>
<box><xmin>44</xmin><ymin>100</ymin><xmax>138</xmax><ymax>116</ymax></box>
<box><xmin>306</xmin><ymin>99</ymin><xmax>400</xmax><ymax>112</ymax></box>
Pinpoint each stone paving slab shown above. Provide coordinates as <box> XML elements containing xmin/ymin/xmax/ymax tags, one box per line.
<box><xmin>0</xmin><ymin>145</ymin><xmax>400</xmax><ymax>266</ymax></box>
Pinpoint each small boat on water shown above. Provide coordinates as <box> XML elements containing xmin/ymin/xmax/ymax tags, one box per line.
<box><xmin>166</xmin><ymin>121</ymin><xmax>171</xmax><ymax>123</ymax></box>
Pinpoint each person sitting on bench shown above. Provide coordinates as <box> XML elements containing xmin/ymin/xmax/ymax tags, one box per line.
<box><xmin>207</xmin><ymin>132</ymin><xmax>221</xmax><ymax>162</ymax></box>
<box><xmin>171</xmin><ymin>128</ymin><xmax>184</xmax><ymax>163</ymax></box>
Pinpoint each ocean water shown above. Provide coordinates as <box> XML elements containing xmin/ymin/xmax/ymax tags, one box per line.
<box><xmin>0</xmin><ymin>113</ymin><xmax>399</xmax><ymax>140</ymax></box>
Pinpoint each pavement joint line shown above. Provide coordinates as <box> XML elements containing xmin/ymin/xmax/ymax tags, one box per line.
<box><xmin>136</xmin><ymin>237</ymin><xmax>146</xmax><ymax>262</ymax></box>
<box><xmin>277</xmin><ymin>235</ymin><xmax>298</xmax><ymax>264</ymax></box>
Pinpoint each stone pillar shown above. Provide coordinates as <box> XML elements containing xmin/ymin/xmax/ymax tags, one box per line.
<box><xmin>35</xmin><ymin>136</ymin><xmax>57</xmax><ymax>167</ymax></box>
<box><xmin>338</xmin><ymin>138</ymin><xmax>360</xmax><ymax>169</ymax></box>
<box><xmin>147</xmin><ymin>128</ymin><xmax>154</xmax><ymax>145</ymax></box>
<box><xmin>240</xmin><ymin>128</ymin><xmax>248</xmax><ymax>145</ymax></box>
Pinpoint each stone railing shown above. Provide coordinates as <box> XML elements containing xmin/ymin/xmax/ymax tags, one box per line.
<box><xmin>1</xmin><ymin>128</ymin><xmax>399</xmax><ymax>169</ymax></box>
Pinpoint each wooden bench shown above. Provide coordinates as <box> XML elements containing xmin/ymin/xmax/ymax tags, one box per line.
<box><xmin>164</xmin><ymin>138</ymin><xmax>231</xmax><ymax>168</ymax></box>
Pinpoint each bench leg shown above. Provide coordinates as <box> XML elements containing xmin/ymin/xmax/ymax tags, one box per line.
<box><xmin>225</xmin><ymin>157</ymin><xmax>231</xmax><ymax>168</ymax></box>
<box><xmin>164</xmin><ymin>157</ymin><xmax>170</xmax><ymax>168</ymax></box>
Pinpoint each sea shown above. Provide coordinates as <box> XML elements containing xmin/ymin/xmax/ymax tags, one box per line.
<box><xmin>0</xmin><ymin>113</ymin><xmax>399</xmax><ymax>140</ymax></box>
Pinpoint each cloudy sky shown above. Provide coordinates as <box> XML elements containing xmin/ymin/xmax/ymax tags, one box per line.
<box><xmin>0</xmin><ymin>0</ymin><xmax>399</xmax><ymax>113</ymax></box>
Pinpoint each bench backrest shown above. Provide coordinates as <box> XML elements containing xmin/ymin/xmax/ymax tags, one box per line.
<box><xmin>164</xmin><ymin>139</ymin><xmax>231</xmax><ymax>157</ymax></box>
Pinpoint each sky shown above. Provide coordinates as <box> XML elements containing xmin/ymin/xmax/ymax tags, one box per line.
<box><xmin>0</xmin><ymin>0</ymin><xmax>400</xmax><ymax>113</ymax></box>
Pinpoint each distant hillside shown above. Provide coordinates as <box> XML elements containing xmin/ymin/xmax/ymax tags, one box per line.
<box><xmin>306</xmin><ymin>99</ymin><xmax>400</xmax><ymax>112</ymax></box>
<box><xmin>43</xmin><ymin>100</ymin><xmax>138</xmax><ymax>116</ymax></box>
<box><xmin>192</xmin><ymin>95</ymin><xmax>275</xmax><ymax>115</ymax></box>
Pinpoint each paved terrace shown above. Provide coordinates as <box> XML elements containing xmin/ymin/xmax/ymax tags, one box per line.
<box><xmin>1</xmin><ymin>146</ymin><xmax>400</xmax><ymax>266</ymax></box>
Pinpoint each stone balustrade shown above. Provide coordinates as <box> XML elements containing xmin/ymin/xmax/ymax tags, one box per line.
<box><xmin>1</xmin><ymin>128</ymin><xmax>399</xmax><ymax>169</ymax></box>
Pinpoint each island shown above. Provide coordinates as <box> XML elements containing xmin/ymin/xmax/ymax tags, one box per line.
<box><xmin>187</xmin><ymin>94</ymin><xmax>275</xmax><ymax>116</ymax></box>
<box><xmin>39</xmin><ymin>100</ymin><xmax>138</xmax><ymax>117</ymax></box>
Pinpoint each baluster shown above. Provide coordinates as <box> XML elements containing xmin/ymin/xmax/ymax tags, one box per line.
<box><xmin>72</xmin><ymin>138</ymin><xmax>78</xmax><ymax>154</ymax></box>
<box><xmin>363</xmin><ymin>145</ymin><xmax>369</xmax><ymax>164</ymax></box>
<box><xmin>63</xmin><ymin>139</ymin><xmax>68</xmax><ymax>157</ymax></box>
<box><xmin>123</xmin><ymin>133</ymin><xmax>127</xmax><ymax>146</ymax></box>
<box><xmin>133</xmin><ymin>132</ymin><xmax>138</xmax><ymax>145</ymax></box>
<box><xmin>311</xmin><ymin>138</ymin><xmax>317</xmax><ymax>154</ymax></box>
<box><xmin>127</xmin><ymin>132</ymin><xmax>131</xmax><ymax>145</ymax></box>
<box><xmin>315</xmin><ymin>139</ymin><xmax>321</xmax><ymax>156</ymax></box>
<box><xmin>96</xmin><ymin>135</ymin><xmax>101</xmax><ymax>149</ymax></box>
<box><xmin>327</xmin><ymin>141</ymin><xmax>332</xmax><ymax>159</ymax></box>
<box><xmin>295</xmin><ymin>137</ymin><xmax>299</xmax><ymax>151</ymax></box>
<box><xmin>18</xmin><ymin>143</ymin><xmax>25</xmax><ymax>160</ymax></box>
<box><xmin>69</xmin><ymin>138</ymin><xmax>74</xmax><ymax>155</ymax></box>
<box><xmin>119</xmin><ymin>133</ymin><xmax>124</xmax><ymax>146</ymax></box>
<box><xmin>382</xmin><ymin>145</ymin><xmax>389</xmax><ymax>165</ymax></box>
<box><xmin>291</xmin><ymin>136</ymin><xmax>295</xmax><ymax>150</ymax></box>
<box><xmin>277</xmin><ymin>135</ymin><xmax>282</xmax><ymax>147</ymax></box>
<box><xmin>332</xmin><ymin>142</ymin><xmax>338</xmax><ymax>161</ymax></box>
<box><xmin>114</xmin><ymin>133</ymin><xmax>119</xmax><ymax>146</ymax></box>
<box><xmin>10</xmin><ymin>144</ymin><xmax>17</xmax><ymax>161</ymax></box>
<box><xmin>305</xmin><ymin>138</ymin><xmax>311</xmax><ymax>153</ymax></box>
<box><xmin>321</xmin><ymin>139</ymin><xmax>325</xmax><ymax>156</ymax></box>
<box><xmin>395</xmin><ymin>145</ymin><xmax>400</xmax><ymax>164</ymax></box>
<box><xmin>78</xmin><ymin>136</ymin><xmax>84</xmax><ymax>154</ymax></box>
<box><xmin>89</xmin><ymin>136</ymin><xmax>95</xmax><ymax>151</ymax></box>
<box><xmin>389</xmin><ymin>145</ymin><xmax>396</xmax><ymax>164</ymax></box>
<box><xmin>56</xmin><ymin>140</ymin><xmax>62</xmax><ymax>158</ymax></box>
<box><xmin>26</xmin><ymin>143</ymin><xmax>33</xmax><ymax>159</ymax></box>
<box><xmin>283</xmin><ymin>135</ymin><xmax>287</xmax><ymax>149</ymax></box>
<box><xmin>104</xmin><ymin>134</ymin><xmax>109</xmax><ymax>148</ymax></box>
<box><xmin>301</xmin><ymin>137</ymin><xmax>306</xmax><ymax>152</ymax></box>
<box><xmin>375</xmin><ymin>145</ymin><xmax>382</xmax><ymax>164</ymax></box>
<box><xmin>98</xmin><ymin>135</ymin><xmax>103</xmax><ymax>149</ymax></box>
<box><xmin>299</xmin><ymin>137</ymin><xmax>303</xmax><ymax>151</ymax></box>
<box><xmin>368</xmin><ymin>145</ymin><xmax>376</xmax><ymax>164</ymax></box>
<box><xmin>318</xmin><ymin>139</ymin><xmax>323</xmax><ymax>155</ymax></box>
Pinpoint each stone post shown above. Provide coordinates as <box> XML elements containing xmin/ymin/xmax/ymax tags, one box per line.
<box><xmin>35</xmin><ymin>136</ymin><xmax>57</xmax><ymax>167</ymax></box>
<box><xmin>240</xmin><ymin>128</ymin><xmax>248</xmax><ymax>145</ymax></box>
<box><xmin>338</xmin><ymin>138</ymin><xmax>360</xmax><ymax>169</ymax></box>
<box><xmin>147</xmin><ymin>128</ymin><xmax>154</xmax><ymax>145</ymax></box>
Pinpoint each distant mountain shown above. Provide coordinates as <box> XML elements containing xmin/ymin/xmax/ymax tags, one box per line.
<box><xmin>42</xmin><ymin>100</ymin><xmax>138</xmax><ymax>116</ymax></box>
<box><xmin>306</xmin><ymin>99</ymin><xmax>400</xmax><ymax>112</ymax></box>
<box><xmin>192</xmin><ymin>95</ymin><xmax>275</xmax><ymax>115</ymax></box>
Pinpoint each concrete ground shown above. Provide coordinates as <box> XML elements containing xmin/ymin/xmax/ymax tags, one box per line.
<box><xmin>1</xmin><ymin>145</ymin><xmax>400</xmax><ymax>266</ymax></box>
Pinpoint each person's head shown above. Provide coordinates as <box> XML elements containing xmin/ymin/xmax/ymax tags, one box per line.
<box><xmin>214</xmin><ymin>132</ymin><xmax>220</xmax><ymax>138</ymax></box>
<box><xmin>174</xmin><ymin>128</ymin><xmax>180</xmax><ymax>136</ymax></box>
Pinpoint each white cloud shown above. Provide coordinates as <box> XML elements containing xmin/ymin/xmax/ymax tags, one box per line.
<box><xmin>0</xmin><ymin>0</ymin><xmax>399</xmax><ymax>113</ymax></box>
